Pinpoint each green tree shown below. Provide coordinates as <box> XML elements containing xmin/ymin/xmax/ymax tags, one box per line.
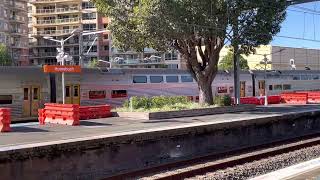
<box><xmin>0</xmin><ymin>44</ymin><xmax>11</xmax><ymax>66</ymax></box>
<box><xmin>93</xmin><ymin>0</ymin><xmax>287</xmax><ymax>105</ymax></box>
<box><xmin>219</xmin><ymin>51</ymin><xmax>249</xmax><ymax>71</ymax></box>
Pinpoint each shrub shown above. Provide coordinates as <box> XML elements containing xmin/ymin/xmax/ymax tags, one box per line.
<box><xmin>124</xmin><ymin>96</ymin><xmax>191</xmax><ymax>110</ymax></box>
<box><xmin>214</xmin><ymin>95</ymin><xmax>232</xmax><ymax>107</ymax></box>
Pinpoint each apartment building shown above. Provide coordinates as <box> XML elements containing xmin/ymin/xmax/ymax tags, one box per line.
<box><xmin>0</xmin><ymin>0</ymin><xmax>29</xmax><ymax>66</ymax></box>
<box><xmin>28</xmin><ymin>0</ymin><xmax>110</xmax><ymax>65</ymax></box>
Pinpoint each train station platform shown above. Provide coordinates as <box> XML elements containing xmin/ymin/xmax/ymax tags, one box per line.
<box><xmin>1</xmin><ymin>105</ymin><xmax>320</xmax><ymax>180</ymax></box>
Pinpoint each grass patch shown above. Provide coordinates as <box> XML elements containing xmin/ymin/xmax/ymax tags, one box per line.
<box><xmin>116</xmin><ymin>95</ymin><xmax>231</xmax><ymax>113</ymax></box>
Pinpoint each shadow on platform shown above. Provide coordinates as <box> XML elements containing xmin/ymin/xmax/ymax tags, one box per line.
<box><xmin>80</xmin><ymin>121</ymin><xmax>112</xmax><ymax>127</ymax></box>
<box><xmin>11</xmin><ymin>126</ymin><xmax>50</xmax><ymax>133</ymax></box>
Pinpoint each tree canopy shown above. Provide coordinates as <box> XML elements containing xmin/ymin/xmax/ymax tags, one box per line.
<box><xmin>93</xmin><ymin>0</ymin><xmax>287</xmax><ymax>105</ymax></box>
<box><xmin>219</xmin><ymin>51</ymin><xmax>249</xmax><ymax>71</ymax></box>
<box><xmin>0</xmin><ymin>44</ymin><xmax>11</xmax><ymax>66</ymax></box>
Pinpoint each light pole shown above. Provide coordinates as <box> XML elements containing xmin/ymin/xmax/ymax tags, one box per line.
<box><xmin>44</xmin><ymin>29</ymin><xmax>79</xmax><ymax>104</ymax></box>
<box><xmin>260</xmin><ymin>55</ymin><xmax>272</xmax><ymax>106</ymax></box>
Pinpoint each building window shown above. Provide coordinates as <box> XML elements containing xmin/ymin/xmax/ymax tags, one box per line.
<box><xmin>0</xmin><ymin>95</ymin><xmax>12</xmax><ymax>104</ymax></box>
<box><xmin>82</xmin><ymin>13</ymin><xmax>96</xmax><ymax>20</ymax></box>
<box><xmin>168</xmin><ymin>64</ymin><xmax>178</xmax><ymax>69</ymax></box>
<box><xmin>269</xmin><ymin>85</ymin><xmax>273</xmax><ymax>91</ymax></box>
<box><xmin>82</xmin><ymin>2</ymin><xmax>95</xmax><ymax>9</ymax></box>
<box><xmin>181</xmin><ymin>75</ymin><xmax>193</xmax><ymax>82</ymax></box>
<box><xmin>104</xmin><ymin>45</ymin><xmax>109</xmax><ymax>51</ymax></box>
<box><xmin>89</xmin><ymin>90</ymin><xmax>106</xmax><ymax>99</ymax></box>
<box><xmin>83</xmin><ymin>24</ymin><xmax>96</xmax><ymax>31</ymax></box>
<box><xmin>150</xmin><ymin>76</ymin><xmax>163</xmax><ymax>83</ymax></box>
<box><xmin>166</xmin><ymin>76</ymin><xmax>179</xmax><ymax>83</ymax></box>
<box><xmin>313</xmin><ymin>75</ymin><xmax>319</xmax><ymax>80</ymax></box>
<box><xmin>133</xmin><ymin>76</ymin><xmax>147</xmax><ymax>83</ymax></box>
<box><xmin>301</xmin><ymin>75</ymin><xmax>309</xmax><ymax>80</ymax></box>
<box><xmin>111</xmin><ymin>90</ymin><xmax>127</xmax><ymax>98</ymax></box>
<box><xmin>103</xmin><ymin>23</ymin><xmax>108</xmax><ymax>29</ymax></box>
<box><xmin>104</xmin><ymin>34</ymin><xmax>109</xmax><ymax>39</ymax></box>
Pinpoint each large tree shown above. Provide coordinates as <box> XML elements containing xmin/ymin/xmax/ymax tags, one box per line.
<box><xmin>93</xmin><ymin>0</ymin><xmax>287</xmax><ymax>105</ymax></box>
<box><xmin>0</xmin><ymin>44</ymin><xmax>11</xmax><ymax>66</ymax></box>
<box><xmin>219</xmin><ymin>50</ymin><xmax>249</xmax><ymax>71</ymax></box>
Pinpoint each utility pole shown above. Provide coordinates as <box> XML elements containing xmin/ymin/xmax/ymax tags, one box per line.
<box><xmin>232</xmin><ymin>15</ymin><xmax>241</xmax><ymax>105</ymax></box>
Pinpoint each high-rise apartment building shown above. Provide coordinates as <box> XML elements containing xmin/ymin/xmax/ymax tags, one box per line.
<box><xmin>0</xmin><ymin>0</ymin><xmax>29</xmax><ymax>66</ymax></box>
<box><xmin>28</xmin><ymin>0</ymin><xmax>110</xmax><ymax>65</ymax></box>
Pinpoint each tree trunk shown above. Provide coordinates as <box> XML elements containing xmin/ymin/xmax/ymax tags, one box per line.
<box><xmin>198</xmin><ymin>79</ymin><xmax>214</xmax><ymax>105</ymax></box>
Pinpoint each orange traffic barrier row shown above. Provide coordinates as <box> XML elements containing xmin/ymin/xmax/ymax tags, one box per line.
<box><xmin>0</xmin><ymin>108</ymin><xmax>11</xmax><ymax>132</ymax></box>
<box><xmin>79</xmin><ymin>105</ymin><xmax>112</xmax><ymax>120</ymax></box>
<box><xmin>297</xmin><ymin>91</ymin><xmax>320</xmax><ymax>104</ymax></box>
<box><xmin>44</xmin><ymin>103</ymin><xmax>80</xmax><ymax>126</ymax></box>
<box><xmin>281</xmin><ymin>93</ymin><xmax>308</xmax><ymax>104</ymax></box>
<box><xmin>38</xmin><ymin>109</ymin><xmax>45</xmax><ymax>125</ymax></box>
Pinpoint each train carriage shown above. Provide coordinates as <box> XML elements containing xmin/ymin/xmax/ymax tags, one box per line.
<box><xmin>1</xmin><ymin>66</ymin><xmax>320</xmax><ymax>121</ymax></box>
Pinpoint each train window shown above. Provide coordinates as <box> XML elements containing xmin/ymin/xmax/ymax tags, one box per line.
<box><xmin>274</xmin><ymin>85</ymin><xmax>282</xmax><ymax>91</ymax></box>
<box><xmin>181</xmin><ymin>75</ymin><xmax>193</xmax><ymax>82</ymax></box>
<box><xmin>89</xmin><ymin>90</ymin><xmax>106</xmax><ymax>99</ymax></box>
<box><xmin>0</xmin><ymin>95</ymin><xmax>12</xmax><ymax>104</ymax></box>
<box><xmin>33</xmin><ymin>88</ymin><xmax>39</xmax><ymax>100</ymax></box>
<box><xmin>166</xmin><ymin>76</ymin><xmax>179</xmax><ymax>83</ymax></box>
<box><xmin>269</xmin><ymin>85</ymin><xmax>273</xmax><ymax>91</ymax></box>
<box><xmin>301</xmin><ymin>75</ymin><xmax>309</xmax><ymax>80</ymax></box>
<box><xmin>133</xmin><ymin>76</ymin><xmax>147</xmax><ymax>83</ymax></box>
<box><xmin>217</xmin><ymin>87</ymin><xmax>228</xmax><ymax>93</ymax></box>
<box><xmin>293</xmin><ymin>75</ymin><xmax>300</xmax><ymax>80</ymax></box>
<box><xmin>74</xmin><ymin>86</ymin><xmax>79</xmax><ymax>97</ymax></box>
<box><xmin>111</xmin><ymin>90</ymin><xmax>127</xmax><ymax>98</ymax></box>
<box><xmin>66</xmin><ymin>86</ymin><xmax>71</xmax><ymax>97</ymax></box>
<box><xmin>150</xmin><ymin>76</ymin><xmax>164</xmax><ymax>83</ymax></box>
<box><xmin>313</xmin><ymin>75</ymin><xmax>319</xmax><ymax>80</ymax></box>
<box><xmin>283</xmin><ymin>84</ymin><xmax>291</xmax><ymax>90</ymax></box>
<box><xmin>23</xmin><ymin>88</ymin><xmax>29</xmax><ymax>100</ymax></box>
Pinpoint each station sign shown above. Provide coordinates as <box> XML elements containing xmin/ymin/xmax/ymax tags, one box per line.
<box><xmin>43</xmin><ymin>65</ymin><xmax>81</xmax><ymax>73</ymax></box>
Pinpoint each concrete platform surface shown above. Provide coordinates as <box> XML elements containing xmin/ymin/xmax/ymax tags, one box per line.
<box><xmin>1</xmin><ymin>104</ymin><xmax>319</xmax><ymax>151</ymax></box>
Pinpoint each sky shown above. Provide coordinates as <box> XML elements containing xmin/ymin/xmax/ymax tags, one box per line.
<box><xmin>272</xmin><ymin>2</ymin><xmax>320</xmax><ymax>49</ymax></box>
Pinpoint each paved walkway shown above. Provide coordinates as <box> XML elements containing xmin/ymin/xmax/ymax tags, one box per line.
<box><xmin>0</xmin><ymin>105</ymin><xmax>319</xmax><ymax>150</ymax></box>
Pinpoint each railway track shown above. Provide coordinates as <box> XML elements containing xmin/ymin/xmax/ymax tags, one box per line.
<box><xmin>104</xmin><ymin>133</ymin><xmax>320</xmax><ymax>180</ymax></box>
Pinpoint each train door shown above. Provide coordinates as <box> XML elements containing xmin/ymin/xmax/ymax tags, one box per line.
<box><xmin>240</xmin><ymin>81</ymin><xmax>246</xmax><ymax>97</ymax></box>
<box><xmin>258</xmin><ymin>80</ymin><xmax>266</xmax><ymax>96</ymax></box>
<box><xmin>65</xmin><ymin>84</ymin><xmax>80</xmax><ymax>104</ymax></box>
<box><xmin>22</xmin><ymin>86</ymin><xmax>41</xmax><ymax>117</ymax></box>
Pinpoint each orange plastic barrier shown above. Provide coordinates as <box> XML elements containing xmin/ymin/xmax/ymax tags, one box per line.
<box><xmin>79</xmin><ymin>105</ymin><xmax>112</xmax><ymax>120</ymax></box>
<box><xmin>44</xmin><ymin>103</ymin><xmax>80</xmax><ymax>126</ymax></box>
<box><xmin>240</xmin><ymin>97</ymin><xmax>261</xmax><ymax>105</ymax></box>
<box><xmin>0</xmin><ymin>108</ymin><xmax>11</xmax><ymax>132</ymax></box>
<box><xmin>259</xmin><ymin>95</ymin><xmax>282</xmax><ymax>105</ymax></box>
<box><xmin>281</xmin><ymin>93</ymin><xmax>307</xmax><ymax>104</ymax></box>
<box><xmin>38</xmin><ymin>109</ymin><xmax>45</xmax><ymax>125</ymax></box>
<box><xmin>298</xmin><ymin>91</ymin><xmax>320</xmax><ymax>104</ymax></box>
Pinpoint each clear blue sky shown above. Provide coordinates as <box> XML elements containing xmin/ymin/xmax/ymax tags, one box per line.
<box><xmin>272</xmin><ymin>2</ymin><xmax>320</xmax><ymax>49</ymax></box>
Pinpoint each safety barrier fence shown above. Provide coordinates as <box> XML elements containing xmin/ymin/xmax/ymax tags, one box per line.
<box><xmin>44</xmin><ymin>103</ymin><xmax>80</xmax><ymax>126</ymax></box>
<box><xmin>41</xmin><ymin>104</ymin><xmax>112</xmax><ymax>126</ymax></box>
<box><xmin>280</xmin><ymin>93</ymin><xmax>308</xmax><ymax>104</ymax></box>
<box><xmin>232</xmin><ymin>96</ymin><xmax>282</xmax><ymax>105</ymax></box>
<box><xmin>79</xmin><ymin>105</ymin><xmax>112</xmax><ymax>120</ymax></box>
<box><xmin>297</xmin><ymin>91</ymin><xmax>320</xmax><ymax>104</ymax></box>
<box><xmin>0</xmin><ymin>108</ymin><xmax>11</xmax><ymax>132</ymax></box>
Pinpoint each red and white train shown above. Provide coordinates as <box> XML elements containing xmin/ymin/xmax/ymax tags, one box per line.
<box><xmin>0</xmin><ymin>67</ymin><xmax>318</xmax><ymax>121</ymax></box>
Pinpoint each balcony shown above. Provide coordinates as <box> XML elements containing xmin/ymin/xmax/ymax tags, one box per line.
<box><xmin>112</xmin><ymin>57</ymin><xmax>163</xmax><ymax>65</ymax></box>
<box><xmin>35</xmin><ymin>7</ymin><xmax>79</xmax><ymax>14</ymax></box>
<box><xmin>9</xmin><ymin>16</ymin><xmax>25</xmax><ymax>23</ymax></box>
<box><xmin>36</xmin><ymin>17</ymin><xmax>79</xmax><ymax>25</ymax></box>
<box><xmin>30</xmin><ymin>0</ymin><xmax>79</xmax><ymax>4</ymax></box>
<box><xmin>35</xmin><ymin>29</ymin><xmax>78</xmax><ymax>36</ymax></box>
<box><xmin>33</xmin><ymin>51</ymin><xmax>79</xmax><ymax>58</ymax></box>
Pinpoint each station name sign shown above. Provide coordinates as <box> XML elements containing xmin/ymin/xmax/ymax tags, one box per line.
<box><xmin>43</xmin><ymin>65</ymin><xmax>81</xmax><ymax>73</ymax></box>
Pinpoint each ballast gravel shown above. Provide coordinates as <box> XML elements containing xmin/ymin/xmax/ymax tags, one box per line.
<box><xmin>187</xmin><ymin>144</ymin><xmax>320</xmax><ymax>180</ymax></box>
<box><xmin>139</xmin><ymin>144</ymin><xmax>320</xmax><ymax>180</ymax></box>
